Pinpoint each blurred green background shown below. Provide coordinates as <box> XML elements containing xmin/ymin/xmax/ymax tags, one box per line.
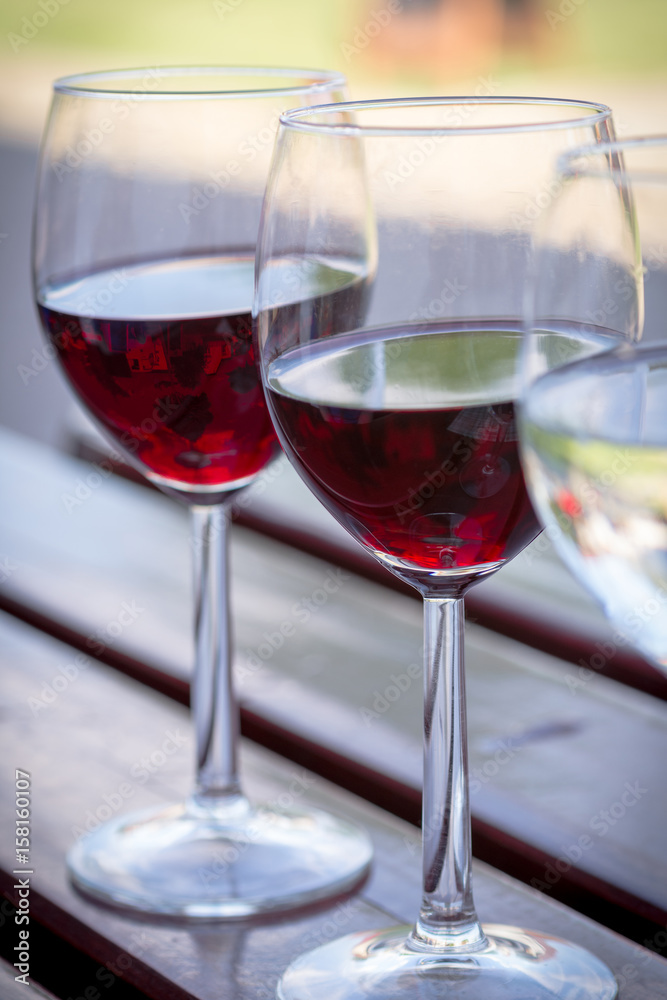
<box><xmin>0</xmin><ymin>0</ymin><xmax>665</xmax><ymax>138</ymax></box>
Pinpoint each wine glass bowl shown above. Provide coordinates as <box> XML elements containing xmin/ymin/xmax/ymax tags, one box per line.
<box><xmin>265</xmin><ymin>321</ymin><xmax>539</xmax><ymax>595</ymax></box>
<box><xmin>257</xmin><ymin>98</ymin><xmax>617</xmax><ymax>601</ymax></box>
<box><xmin>520</xmin><ymin>136</ymin><xmax>667</xmax><ymax>676</ymax></box>
<box><xmin>32</xmin><ymin>67</ymin><xmax>374</xmax><ymax>919</ymax></box>
<box><xmin>34</xmin><ymin>67</ymin><xmax>349</xmax><ymax>505</ymax></box>
<box><xmin>256</xmin><ymin>98</ymin><xmax>620</xmax><ymax>998</ymax></box>
<box><xmin>523</xmin><ymin>342</ymin><xmax>667</xmax><ymax>673</ymax></box>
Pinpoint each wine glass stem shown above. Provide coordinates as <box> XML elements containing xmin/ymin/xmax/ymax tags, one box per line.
<box><xmin>410</xmin><ymin>596</ymin><xmax>487</xmax><ymax>952</ymax></box>
<box><xmin>190</xmin><ymin>504</ymin><xmax>243</xmax><ymax>811</ymax></box>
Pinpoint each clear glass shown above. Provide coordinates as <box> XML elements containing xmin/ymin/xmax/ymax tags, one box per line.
<box><xmin>255</xmin><ymin>98</ymin><xmax>619</xmax><ymax>998</ymax></box>
<box><xmin>521</xmin><ymin>136</ymin><xmax>667</xmax><ymax>673</ymax></box>
<box><xmin>32</xmin><ymin>67</ymin><xmax>373</xmax><ymax>918</ymax></box>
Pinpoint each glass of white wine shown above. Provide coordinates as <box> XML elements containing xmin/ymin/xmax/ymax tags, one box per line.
<box><xmin>521</xmin><ymin>137</ymin><xmax>667</xmax><ymax>670</ymax></box>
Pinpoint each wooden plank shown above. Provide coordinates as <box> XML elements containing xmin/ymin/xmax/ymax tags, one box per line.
<box><xmin>1</xmin><ymin>612</ymin><xmax>666</xmax><ymax>1000</ymax></box>
<box><xmin>68</xmin><ymin>415</ymin><xmax>667</xmax><ymax>701</ymax></box>
<box><xmin>1</xmin><ymin>122</ymin><xmax>665</xmax><ymax>704</ymax></box>
<box><xmin>1</xmin><ymin>428</ymin><xmax>667</xmax><ymax>932</ymax></box>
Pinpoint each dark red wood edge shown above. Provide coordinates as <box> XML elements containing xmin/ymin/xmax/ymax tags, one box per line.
<box><xmin>0</xmin><ymin>872</ymin><xmax>193</xmax><ymax>1000</ymax></box>
<box><xmin>2</xmin><ymin>595</ymin><xmax>665</xmax><ymax>948</ymax></box>
<box><xmin>234</xmin><ymin>507</ymin><xmax>667</xmax><ymax>703</ymax></box>
<box><xmin>71</xmin><ymin>447</ymin><xmax>667</xmax><ymax>703</ymax></box>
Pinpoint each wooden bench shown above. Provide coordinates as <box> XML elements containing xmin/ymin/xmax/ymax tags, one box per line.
<box><xmin>1</xmin><ymin>425</ymin><xmax>667</xmax><ymax>999</ymax></box>
<box><xmin>2</xmin><ymin>609</ymin><xmax>667</xmax><ymax>998</ymax></box>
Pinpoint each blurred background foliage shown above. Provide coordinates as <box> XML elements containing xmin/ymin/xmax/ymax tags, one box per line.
<box><xmin>0</xmin><ymin>0</ymin><xmax>665</xmax><ymax>138</ymax></box>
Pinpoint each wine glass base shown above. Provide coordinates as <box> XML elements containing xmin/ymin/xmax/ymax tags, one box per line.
<box><xmin>67</xmin><ymin>799</ymin><xmax>373</xmax><ymax>919</ymax></box>
<box><xmin>277</xmin><ymin>924</ymin><xmax>618</xmax><ymax>999</ymax></box>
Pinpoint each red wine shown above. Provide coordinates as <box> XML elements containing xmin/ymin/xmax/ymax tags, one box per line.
<box><xmin>266</xmin><ymin>324</ymin><xmax>541</xmax><ymax>572</ymax></box>
<box><xmin>38</xmin><ymin>255</ymin><xmax>279</xmax><ymax>492</ymax></box>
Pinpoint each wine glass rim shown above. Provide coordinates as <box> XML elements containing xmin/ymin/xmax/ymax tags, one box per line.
<box><xmin>555</xmin><ymin>341</ymin><xmax>667</xmax><ymax>388</ymax></box>
<box><xmin>611</xmin><ymin>341</ymin><xmax>667</xmax><ymax>367</ymax></box>
<box><xmin>51</xmin><ymin>66</ymin><xmax>347</xmax><ymax>100</ymax></box>
<box><xmin>278</xmin><ymin>96</ymin><xmax>612</xmax><ymax>137</ymax></box>
<box><xmin>558</xmin><ymin>134</ymin><xmax>667</xmax><ymax>182</ymax></box>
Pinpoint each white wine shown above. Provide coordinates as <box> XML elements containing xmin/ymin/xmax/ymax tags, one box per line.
<box><xmin>522</xmin><ymin>344</ymin><xmax>667</xmax><ymax>671</ymax></box>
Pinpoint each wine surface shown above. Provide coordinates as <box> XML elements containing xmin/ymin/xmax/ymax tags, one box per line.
<box><xmin>522</xmin><ymin>344</ymin><xmax>667</xmax><ymax>669</ymax></box>
<box><xmin>267</xmin><ymin>324</ymin><xmax>541</xmax><ymax>573</ymax></box>
<box><xmin>38</xmin><ymin>255</ymin><xmax>277</xmax><ymax>492</ymax></box>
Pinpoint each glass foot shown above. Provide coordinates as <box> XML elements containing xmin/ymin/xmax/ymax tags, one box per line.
<box><xmin>277</xmin><ymin>924</ymin><xmax>618</xmax><ymax>999</ymax></box>
<box><xmin>67</xmin><ymin>796</ymin><xmax>373</xmax><ymax>918</ymax></box>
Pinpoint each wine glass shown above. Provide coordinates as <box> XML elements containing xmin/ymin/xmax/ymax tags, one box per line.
<box><xmin>520</xmin><ymin>137</ymin><xmax>667</xmax><ymax>673</ymax></box>
<box><xmin>32</xmin><ymin>67</ymin><xmax>374</xmax><ymax>919</ymax></box>
<box><xmin>255</xmin><ymin>98</ymin><xmax>621</xmax><ymax>999</ymax></box>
